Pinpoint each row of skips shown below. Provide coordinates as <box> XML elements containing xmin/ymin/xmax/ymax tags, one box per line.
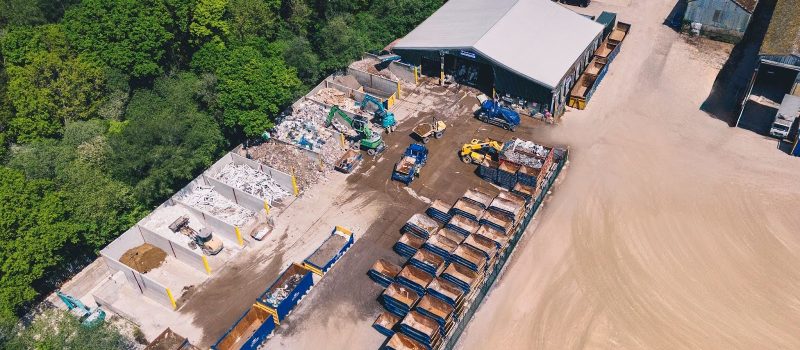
<box><xmin>367</xmin><ymin>146</ymin><xmax>567</xmax><ymax>350</ymax></box>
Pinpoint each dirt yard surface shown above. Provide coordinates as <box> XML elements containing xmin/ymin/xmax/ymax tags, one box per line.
<box><xmin>119</xmin><ymin>243</ymin><xmax>167</xmax><ymax>274</ymax></box>
<box><xmin>266</xmin><ymin>80</ymin><xmax>543</xmax><ymax>349</ymax></box>
<box><xmin>456</xmin><ymin>1</ymin><xmax>800</xmax><ymax>349</ymax></box>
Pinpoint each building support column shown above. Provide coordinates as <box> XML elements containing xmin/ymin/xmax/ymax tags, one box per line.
<box><xmin>736</xmin><ymin>62</ymin><xmax>760</xmax><ymax>127</ymax></box>
<box><xmin>439</xmin><ymin>52</ymin><xmax>446</xmax><ymax>85</ymax></box>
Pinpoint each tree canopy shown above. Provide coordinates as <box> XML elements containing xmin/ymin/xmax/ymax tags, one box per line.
<box><xmin>0</xmin><ymin>0</ymin><xmax>445</xmax><ymax>345</ymax></box>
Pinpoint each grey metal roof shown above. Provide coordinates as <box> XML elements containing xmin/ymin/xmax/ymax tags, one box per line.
<box><xmin>394</xmin><ymin>0</ymin><xmax>604</xmax><ymax>89</ymax></box>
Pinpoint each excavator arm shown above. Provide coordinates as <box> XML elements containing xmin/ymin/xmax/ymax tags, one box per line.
<box><xmin>361</xmin><ymin>95</ymin><xmax>385</xmax><ymax>113</ymax></box>
<box><xmin>327</xmin><ymin>105</ymin><xmax>376</xmax><ymax>139</ymax></box>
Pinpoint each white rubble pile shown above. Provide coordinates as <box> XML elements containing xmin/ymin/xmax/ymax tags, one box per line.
<box><xmin>502</xmin><ymin>139</ymin><xmax>550</xmax><ymax>169</ymax></box>
<box><xmin>270</xmin><ymin>101</ymin><xmax>346</xmax><ymax>165</ymax></box>
<box><xmin>215</xmin><ymin>163</ymin><xmax>290</xmax><ymax>204</ymax></box>
<box><xmin>178</xmin><ymin>185</ymin><xmax>255</xmax><ymax>227</ymax></box>
<box><xmin>264</xmin><ymin>274</ymin><xmax>303</xmax><ymax>305</ymax></box>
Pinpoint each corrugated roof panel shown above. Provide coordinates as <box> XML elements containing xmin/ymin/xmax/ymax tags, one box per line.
<box><xmin>394</xmin><ymin>0</ymin><xmax>518</xmax><ymax>49</ymax></box>
<box><xmin>474</xmin><ymin>0</ymin><xmax>604</xmax><ymax>89</ymax></box>
<box><xmin>394</xmin><ymin>0</ymin><xmax>604</xmax><ymax>89</ymax></box>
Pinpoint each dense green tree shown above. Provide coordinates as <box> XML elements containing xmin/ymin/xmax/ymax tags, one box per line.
<box><xmin>3</xmin><ymin>309</ymin><xmax>134</xmax><ymax>350</ymax></box>
<box><xmin>282</xmin><ymin>0</ymin><xmax>313</xmax><ymax>37</ymax></box>
<box><xmin>109</xmin><ymin>73</ymin><xmax>225</xmax><ymax>204</ymax></box>
<box><xmin>277</xmin><ymin>34</ymin><xmax>320</xmax><ymax>85</ymax></box>
<box><xmin>0</xmin><ymin>167</ymin><xmax>76</xmax><ymax>316</ymax></box>
<box><xmin>228</xmin><ymin>0</ymin><xmax>280</xmax><ymax>41</ymax></box>
<box><xmin>190</xmin><ymin>0</ymin><xmax>229</xmax><ymax>48</ymax></box>
<box><xmin>214</xmin><ymin>45</ymin><xmax>302</xmax><ymax>137</ymax></box>
<box><xmin>323</xmin><ymin>0</ymin><xmax>370</xmax><ymax>20</ymax></box>
<box><xmin>161</xmin><ymin>0</ymin><xmax>194</xmax><ymax>71</ymax></box>
<box><xmin>0</xmin><ymin>24</ymin><xmax>70</xmax><ymax>66</ymax></box>
<box><xmin>0</xmin><ymin>0</ymin><xmax>45</xmax><ymax>28</ymax></box>
<box><xmin>6</xmin><ymin>53</ymin><xmax>106</xmax><ymax>142</ymax></box>
<box><xmin>63</xmin><ymin>0</ymin><xmax>174</xmax><ymax>78</ymax></box>
<box><xmin>368</xmin><ymin>0</ymin><xmax>444</xmax><ymax>42</ymax></box>
<box><xmin>7</xmin><ymin>121</ymin><xmax>143</xmax><ymax>249</ymax></box>
<box><xmin>315</xmin><ymin>15</ymin><xmax>371</xmax><ymax>72</ymax></box>
<box><xmin>0</xmin><ymin>66</ymin><xmax>10</xmax><ymax>160</ymax></box>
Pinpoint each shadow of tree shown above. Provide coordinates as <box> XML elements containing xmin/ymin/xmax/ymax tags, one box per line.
<box><xmin>699</xmin><ymin>0</ymin><xmax>778</xmax><ymax>125</ymax></box>
<box><xmin>663</xmin><ymin>0</ymin><xmax>687</xmax><ymax>32</ymax></box>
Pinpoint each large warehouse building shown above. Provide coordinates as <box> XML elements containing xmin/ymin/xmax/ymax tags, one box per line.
<box><xmin>392</xmin><ymin>0</ymin><xmax>604</xmax><ymax>116</ymax></box>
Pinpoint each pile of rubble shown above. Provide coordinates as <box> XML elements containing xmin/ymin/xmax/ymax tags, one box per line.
<box><xmin>501</xmin><ymin>138</ymin><xmax>550</xmax><ymax>169</ymax></box>
<box><xmin>270</xmin><ymin>101</ymin><xmax>332</xmax><ymax>153</ymax></box>
<box><xmin>313</xmin><ymin>88</ymin><xmax>360</xmax><ymax>114</ymax></box>
<box><xmin>247</xmin><ymin>141</ymin><xmax>329</xmax><ymax>191</ymax></box>
<box><xmin>264</xmin><ymin>274</ymin><xmax>303</xmax><ymax>305</ymax></box>
<box><xmin>177</xmin><ymin>185</ymin><xmax>255</xmax><ymax>227</ymax></box>
<box><xmin>350</xmin><ymin>59</ymin><xmax>400</xmax><ymax>82</ymax></box>
<box><xmin>215</xmin><ymin>163</ymin><xmax>291</xmax><ymax>205</ymax></box>
<box><xmin>268</xmin><ymin>100</ymin><xmax>347</xmax><ymax>164</ymax></box>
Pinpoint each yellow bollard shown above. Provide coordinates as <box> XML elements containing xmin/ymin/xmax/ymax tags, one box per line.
<box><xmin>264</xmin><ymin>201</ymin><xmax>270</xmax><ymax>215</ymax></box>
<box><xmin>291</xmin><ymin>168</ymin><xmax>299</xmax><ymax>196</ymax></box>
<box><xmin>235</xmin><ymin>226</ymin><xmax>243</xmax><ymax>246</ymax></box>
<box><xmin>166</xmin><ymin>288</ymin><xmax>177</xmax><ymax>309</ymax></box>
<box><xmin>397</xmin><ymin>81</ymin><xmax>402</xmax><ymax>99</ymax></box>
<box><xmin>340</xmin><ymin>133</ymin><xmax>345</xmax><ymax>147</ymax></box>
<box><xmin>414</xmin><ymin>67</ymin><xmax>419</xmax><ymax>84</ymax></box>
<box><xmin>202</xmin><ymin>256</ymin><xmax>212</xmax><ymax>275</ymax></box>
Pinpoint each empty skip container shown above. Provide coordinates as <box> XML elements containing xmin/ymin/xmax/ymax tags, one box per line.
<box><xmin>211</xmin><ymin>304</ymin><xmax>275</xmax><ymax>350</ymax></box>
<box><xmin>368</xmin><ymin>259</ymin><xmax>402</xmax><ymax>288</ymax></box>
<box><xmin>395</xmin><ymin>233</ymin><xmax>425</xmax><ymax>258</ymax></box>
<box><xmin>382</xmin><ymin>283</ymin><xmax>421</xmax><ymax>317</ymax></box>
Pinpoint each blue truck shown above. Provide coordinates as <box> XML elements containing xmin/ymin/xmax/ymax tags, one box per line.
<box><xmin>475</xmin><ymin>100</ymin><xmax>520</xmax><ymax>131</ymax></box>
<box><xmin>392</xmin><ymin>144</ymin><xmax>428</xmax><ymax>185</ymax></box>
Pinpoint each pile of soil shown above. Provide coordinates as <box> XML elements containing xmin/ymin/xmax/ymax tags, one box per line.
<box><xmin>120</xmin><ymin>243</ymin><xmax>167</xmax><ymax>273</ymax></box>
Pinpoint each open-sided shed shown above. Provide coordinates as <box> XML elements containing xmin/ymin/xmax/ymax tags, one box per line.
<box><xmin>392</xmin><ymin>0</ymin><xmax>603</xmax><ymax>115</ymax></box>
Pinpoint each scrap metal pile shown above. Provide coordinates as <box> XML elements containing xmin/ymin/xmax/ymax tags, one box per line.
<box><xmin>264</xmin><ymin>274</ymin><xmax>303</xmax><ymax>305</ymax></box>
<box><xmin>271</xmin><ymin>101</ymin><xmax>342</xmax><ymax>157</ymax></box>
<box><xmin>178</xmin><ymin>185</ymin><xmax>255</xmax><ymax>227</ymax></box>
<box><xmin>249</xmin><ymin>141</ymin><xmax>326</xmax><ymax>191</ymax></box>
<box><xmin>501</xmin><ymin>138</ymin><xmax>550</xmax><ymax>169</ymax></box>
<box><xmin>215</xmin><ymin>163</ymin><xmax>290</xmax><ymax>205</ymax></box>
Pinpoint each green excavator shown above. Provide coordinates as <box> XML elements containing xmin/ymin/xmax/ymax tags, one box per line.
<box><xmin>326</xmin><ymin>106</ymin><xmax>386</xmax><ymax>155</ymax></box>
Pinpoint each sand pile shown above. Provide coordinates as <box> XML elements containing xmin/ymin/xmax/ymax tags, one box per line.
<box><xmin>120</xmin><ymin>243</ymin><xmax>167</xmax><ymax>273</ymax></box>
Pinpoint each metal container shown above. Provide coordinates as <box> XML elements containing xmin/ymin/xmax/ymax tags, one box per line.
<box><xmin>395</xmin><ymin>233</ymin><xmax>425</xmax><ymax>258</ymax></box>
<box><xmin>369</xmin><ymin>259</ymin><xmax>402</xmax><ymax>288</ymax></box>
<box><xmin>212</xmin><ymin>304</ymin><xmax>275</xmax><ymax>350</ymax></box>
<box><xmin>426</xmin><ymin>200</ymin><xmax>453</xmax><ymax>223</ymax></box>
<box><xmin>303</xmin><ymin>226</ymin><xmax>354</xmax><ymax>276</ymax></box>
<box><xmin>257</xmin><ymin>263</ymin><xmax>314</xmax><ymax>323</ymax></box>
